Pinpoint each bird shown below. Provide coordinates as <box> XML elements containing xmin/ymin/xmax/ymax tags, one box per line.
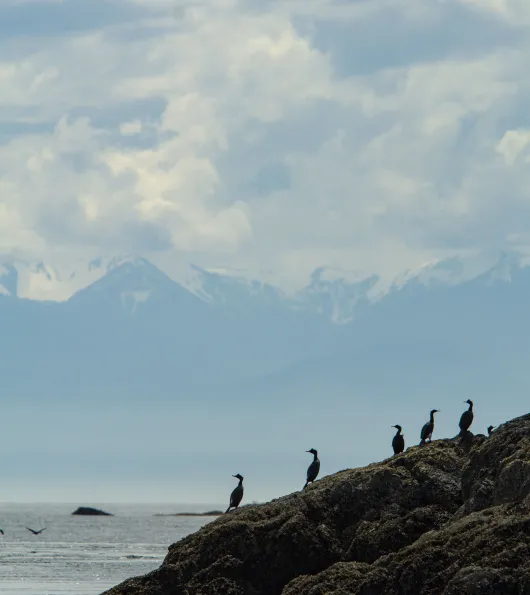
<box><xmin>303</xmin><ymin>448</ymin><xmax>320</xmax><ymax>489</ymax></box>
<box><xmin>391</xmin><ymin>425</ymin><xmax>405</xmax><ymax>454</ymax></box>
<box><xmin>25</xmin><ymin>526</ymin><xmax>47</xmax><ymax>535</ymax></box>
<box><xmin>420</xmin><ymin>409</ymin><xmax>439</xmax><ymax>445</ymax></box>
<box><xmin>459</xmin><ymin>399</ymin><xmax>474</xmax><ymax>436</ymax></box>
<box><xmin>487</xmin><ymin>425</ymin><xmax>495</xmax><ymax>436</ymax></box>
<box><xmin>0</xmin><ymin>529</ymin><xmax>4</xmax><ymax>535</ymax></box>
<box><xmin>225</xmin><ymin>474</ymin><xmax>244</xmax><ymax>513</ymax></box>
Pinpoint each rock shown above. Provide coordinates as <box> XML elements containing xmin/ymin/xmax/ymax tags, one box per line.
<box><xmin>154</xmin><ymin>511</ymin><xmax>223</xmax><ymax>517</ymax></box>
<box><xmin>103</xmin><ymin>413</ymin><xmax>530</xmax><ymax>595</ymax></box>
<box><xmin>72</xmin><ymin>506</ymin><xmax>113</xmax><ymax>516</ymax></box>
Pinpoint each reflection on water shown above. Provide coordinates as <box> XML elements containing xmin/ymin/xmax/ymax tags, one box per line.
<box><xmin>0</xmin><ymin>503</ymin><xmax>219</xmax><ymax>594</ymax></box>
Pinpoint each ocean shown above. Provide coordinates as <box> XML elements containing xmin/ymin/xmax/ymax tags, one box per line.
<box><xmin>0</xmin><ymin>502</ymin><xmax>219</xmax><ymax>595</ymax></box>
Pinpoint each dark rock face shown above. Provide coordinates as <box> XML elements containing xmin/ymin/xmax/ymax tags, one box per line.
<box><xmin>103</xmin><ymin>414</ymin><xmax>530</xmax><ymax>595</ymax></box>
<box><xmin>72</xmin><ymin>506</ymin><xmax>113</xmax><ymax>516</ymax></box>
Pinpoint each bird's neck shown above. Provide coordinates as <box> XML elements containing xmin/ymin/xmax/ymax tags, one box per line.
<box><xmin>395</xmin><ymin>428</ymin><xmax>401</xmax><ymax>436</ymax></box>
<box><xmin>313</xmin><ymin>453</ymin><xmax>318</xmax><ymax>461</ymax></box>
<box><xmin>238</xmin><ymin>478</ymin><xmax>243</xmax><ymax>486</ymax></box>
<box><xmin>468</xmin><ymin>403</ymin><xmax>473</xmax><ymax>411</ymax></box>
<box><xmin>430</xmin><ymin>413</ymin><xmax>435</xmax><ymax>423</ymax></box>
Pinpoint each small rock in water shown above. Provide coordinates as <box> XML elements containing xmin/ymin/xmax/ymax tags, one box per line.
<box><xmin>72</xmin><ymin>506</ymin><xmax>113</xmax><ymax>516</ymax></box>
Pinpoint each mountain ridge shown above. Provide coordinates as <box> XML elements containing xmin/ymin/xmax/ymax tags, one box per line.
<box><xmin>2</xmin><ymin>249</ymin><xmax>528</xmax><ymax>318</ymax></box>
<box><xmin>3</xmin><ymin>249</ymin><xmax>530</xmax><ymax>408</ymax></box>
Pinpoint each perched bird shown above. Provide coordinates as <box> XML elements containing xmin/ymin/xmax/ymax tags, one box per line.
<box><xmin>487</xmin><ymin>425</ymin><xmax>495</xmax><ymax>436</ymax></box>
<box><xmin>225</xmin><ymin>474</ymin><xmax>244</xmax><ymax>513</ymax></box>
<box><xmin>391</xmin><ymin>425</ymin><xmax>405</xmax><ymax>454</ymax></box>
<box><xmin>25</xmin><ymin>526</ymin><xmax>46</xmax><ymax>535</ymax></box>
<box><xmin>420</xmin><ymin>409</ymin><xmax>439</xmax><ymax>445</ymax></box>
<box><xmin>459</xmin><ymin>399</ymin><xmax>474</xmax><ymax>436</ymax></box>
<box><xmin>0</xmin><ymin>529</ymin><xmax>4</xmax><ymax>535</ymax></box>
<box><xmin>303</xmin><ymin>448</ymin><xmax>320</xmax><ymax>489</ymax></box>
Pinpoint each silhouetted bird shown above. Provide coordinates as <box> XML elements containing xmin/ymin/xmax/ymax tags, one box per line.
<box><xmin>391</xmin><ymin>425</ymin><xmax>405</xmax><ymax>454</ymax></box>
<box><xmin>0</xmin><ymin>529</ymin><xmax>3</xmax><ymax>535</ymax></box>
<box><xmin>420</xmin><ymin>409</ymin><xmax>439</xmax><ymax>445</ymax></box>
<box><xmin>459</xmin><ymin>399</ymin><xmax>474</xmax><ymax>435</ymax></box>
<box><xmin>303</xmin><ymin>448</ymin><xmax>320</xmax><ymax>489</ymax></box>
<box><xmin>25</xmin><ymin>526</ymin><xmax>46</xmax><ymax>535</ymax></box>
<box><xmin>225</xmin><ymin>474</ymin><xmax>244</xmax><ymax>513</ymax></box>
<box><xmin>487</xmin><ymin>425</ymin><xmax>495</xmax><ymax>436</ymax></box>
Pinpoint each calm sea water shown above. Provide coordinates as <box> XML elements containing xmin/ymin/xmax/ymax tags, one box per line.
<box><xmin>0</xmin><ymin>503</ymin><xmax>220</xmax><ymax>595</ymax></box>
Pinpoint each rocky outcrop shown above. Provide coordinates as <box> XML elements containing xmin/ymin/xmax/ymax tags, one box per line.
<box><xmin>154</xmin><ymin>511</ymin><xmax>223</xmax><ymax>517</ymax></box>
<box><xmin>72</xmin><ymin>506</ymin><xmax>113</xmax><ymax>516</ymax></box>
<box><xmin>103</xmin><ymin>414</ymin><xmax>530</xmax><ymax>595</ymax></box>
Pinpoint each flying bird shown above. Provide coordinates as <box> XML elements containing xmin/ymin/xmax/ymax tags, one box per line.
<box><xmin>225</xmin><ymin>474</ymin><xmax>244</xmax><ymax>513</ymax></box>
<box><xmin>25</xmin><ymin>526</ymin><xmax>47</xmax><ymax>535</ymax></box>
<box><xmin>303</xmin><ymin>448</ymin><xmax>320</xmax><ymax>489</ymax></box>
<box><xmin>391</xmin><ymin>425</ymin><xmax>405</xmax><ymax>454</ymax></box>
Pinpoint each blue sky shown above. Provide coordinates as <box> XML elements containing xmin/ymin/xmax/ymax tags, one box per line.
<box><xmin>1</xmin><ymin>0</ymin><xmax>530</xmax><ymax>290</ymax></box>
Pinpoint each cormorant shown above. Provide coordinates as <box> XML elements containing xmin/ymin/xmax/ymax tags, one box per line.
<box><xmin>419</xmin><ymin>409</ymin><xmax>439</xmax><ymax>445</ymax></box>
<box><xmin>459</xmin><ymin>399</ymin><xmax>474</xmax><ymax>436</ymax></box>
<box><xmin>391</xmin><ymin>425</ymin><xmax>405</xmax><ymax>454</ymax></box>
<box><xmin>225</xmin><ymin>474</ymin><xmax>244</xmax><ymax>513</ymax></box>
<box><xmin>487</xmin><ymin>425</ymin><xmax>495</xmax><ymax>436</ymax></box>
<box><xmin>303</xmin><ymin>448</ymin><xmax>320</xmax><ymax>489</ymax></box>
<box><xmin>25</xmin><ymin>526</ymin><xmax>46</xmax><ymax>535</ymax></box>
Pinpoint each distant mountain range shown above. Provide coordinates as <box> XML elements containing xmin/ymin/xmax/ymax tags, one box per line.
<box><xmin>2</xmin><ymin>251</ymin><xmax>530</xmax><ymax>406</ymax></box>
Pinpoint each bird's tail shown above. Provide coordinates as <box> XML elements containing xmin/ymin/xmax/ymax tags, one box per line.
<box><xmin>419</xmin><ymin>439</ymin><xmax>425</xmax><ymax>446</ymax></box>
<box><xmin>225</xmin><ymin>506</ymin><xmax>231</xmax><ymax>513</ymax></box>
<box><xmin>302</xmin><ymin>482</ymin><xmax>308</xmax><ymax>490</ymax></box>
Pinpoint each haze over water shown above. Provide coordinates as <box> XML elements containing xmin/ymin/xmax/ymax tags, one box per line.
<box><xmin>0</xmin><ymin>503</ymin><xmax>218</xmax><ymax>594</ymax></box>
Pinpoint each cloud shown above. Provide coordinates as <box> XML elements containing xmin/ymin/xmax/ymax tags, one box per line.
<box><xmin>0</xmin><ymin>0</ymin><xmax>530</xmax><ymax>287</ymax></box>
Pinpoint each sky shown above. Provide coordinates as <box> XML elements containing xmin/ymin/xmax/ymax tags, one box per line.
<box><xmin>3</xmin><ymin>395</ymin><xmax>524</xmax><ymax>505</ymax></box>
<box><xmin>1</xmin><ymin>0</ymin><xmax>530</xmax><ymax>290</ymax></box>
<box><xmin>2</xmin><ymin>0</ymin><xmax>530</xmax><ymax>504</ymax></box>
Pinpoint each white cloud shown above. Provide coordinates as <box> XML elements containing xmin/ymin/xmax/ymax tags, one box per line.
<box><xmin>0</xmin><ymin>0</ymin><xmax>530</xmax><ymax>288</ymax></box>
<box><xmin>120</xmin><ymin>119</ymin><xmax>143</xmax><ymax>135</ymax></box>
<box><xmin>459</xmin><ymin>0</ymin><xmax>530</xmax><ymax>24</ymax></box>
<box><xmin>497</xmin><ymin>129</ymin><xmax>530</xmax><ymax>165</ymax></box>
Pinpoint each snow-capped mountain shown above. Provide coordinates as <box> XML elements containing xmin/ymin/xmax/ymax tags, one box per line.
<box><xmin>0</xmin><ymin>259</ymin><xmax>65</xmax><ymax>300</ymax></box>
<box><xmin>3</xmin><ymin>248</ymin><xmax>530</xmax><ymax>406</ymax></box>
<box><xmin>3</xmin><ymin>250</ymin><xmax>530</xmax><ymax>322</ymax></box>
<box><xmin>0</xmin><ymin>253</ymin><xmax>383</xmax><ymax>322</ymax></box>
<box><xmin>0</xmin><ymin>255</ymin><xmax>153</xmax><ymax>302</ymax></box>
<box><xmin>184</xmin><ymin>264</ymin><xmax>288</xmax><ymax>313</ymax></box>
<box><xmin>68</xmin><ymin>256</ymin><xmax>207</xmax><ymax>316</ymax></box>
<box><xmin>390</xmin><ymin>250</ymin><xmax>530</xmax><ymax>292</ymax></box>
<box><xmin>295</xmin><ymin>267</ymin><xmax>380</xmax><ymax>324</ymax></box>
